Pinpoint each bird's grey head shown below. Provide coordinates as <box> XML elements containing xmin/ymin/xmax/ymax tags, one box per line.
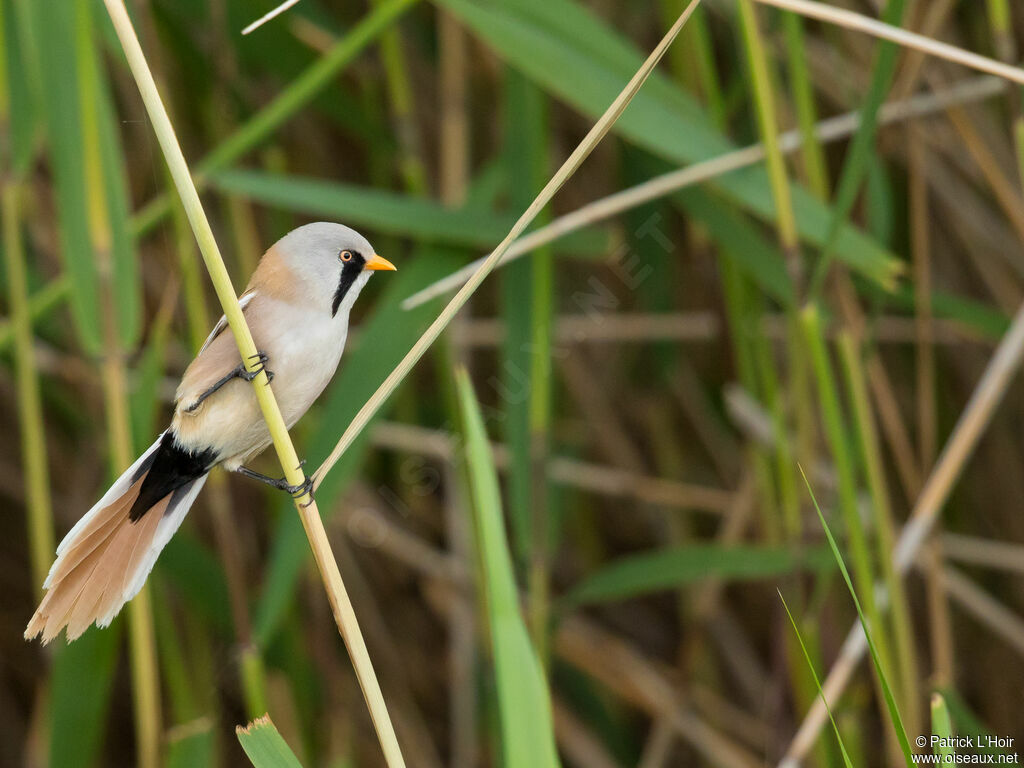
<box><xmin>273</xmin><ymin>222</ymin><xmax>396</xmax><ymax>317</ymax></box>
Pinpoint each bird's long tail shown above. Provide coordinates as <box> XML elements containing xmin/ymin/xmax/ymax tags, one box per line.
<box><xmin>26</xmin><ymin>432</ymin><xmax>210</xmax><ymax>644</ymax></box>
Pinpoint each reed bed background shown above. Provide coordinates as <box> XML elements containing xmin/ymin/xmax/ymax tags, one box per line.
<box><xmin>3</xmin><ymin>0</ymin><xmax>1024</xmax><ymax>766</ymax></box>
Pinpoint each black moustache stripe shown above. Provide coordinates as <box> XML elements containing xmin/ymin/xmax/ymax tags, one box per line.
<box><xmin>332</xmin><ymin>265</ymin><xmax>360</xmax><ymax>317</ymax></box>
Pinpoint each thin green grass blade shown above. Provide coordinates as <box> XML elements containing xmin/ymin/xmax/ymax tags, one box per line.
<box><xmin>236</xmin><ymin>715</ymin><xmax>305</xmax><ymax>768</ymax></box>
<box><xmin>130</xmin><ymin>295</ymin><xmax>175</xmax><ymax>450</ymax></box>
<box><xmin>455</xmin><ymin>368</ymin><xmax>560</xmax><ymax>768</ymax></box>
<box><xmin>800</xmin><ymin>468</ymin><xmax>913</xmax><ymax>765</ymax></box>
<box><xmin>839</xmin><ymin>332</ymin><xmax>919</xmax><ymax>731</ymax></box>
<box><xmin>779</xmin><ymin>590</ymin><xmax>854</xmax><ymax>768</ymax></box>
<box><xmin>27</xmin><ymin>0</ymin><xmax>142</xmax><ymax>352</ymax></box>
<box><xmin>864</xmin><ymin>157</ymin><xmax>895</xmax><ymax>247</ymax></box>
<box><xmin>500</xmin><ymin>69</ymin><xmax>555</xmax><ymax>592</ymax></box>
<box><xmin>567</xmin><ymin>545</ymin><xmax>835</xmax><ymax>604</ymax></box>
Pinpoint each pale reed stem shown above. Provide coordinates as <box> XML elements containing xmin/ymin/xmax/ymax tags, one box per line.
<box><xmin>313</xmin><ymin>0</ymin><xmax>704</xmax><ymax>486</ymax></box>
<box><xmin>99</xmin><ymin>2</ymin><xmax>405</xmax><ymax>765</ymax></box>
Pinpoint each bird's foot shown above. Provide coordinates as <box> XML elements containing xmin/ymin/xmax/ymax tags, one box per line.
<box><xmin>235</xmin><ymin>464</ymin><xmax>314</xmax><ymax>505</ymax></box>
<box><xmin>240</xmin><ymin>351</ymin><xmax>274</xmax><ymax>383</ymax></box>
<box><xmin>283</xmin><ymin>474</ymin><xmax>315</xmax><ymax>506</ymax></box>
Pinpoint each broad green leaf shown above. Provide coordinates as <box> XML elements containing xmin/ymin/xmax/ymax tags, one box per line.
<box><xmin>167</xmin><ymin>731</ymin><xmax>216</xmax><ymax>768</ymax></box>
<box><xmin>864</xmin><ymin>280</ymin><xmax>1010</xmax><ymax>341</ymax></box>
<box><xmin>93</xmin><ymin>26</ymin><xmax>143</xmax><ymax>348</ymax></box>
<box><xmin>456</xmin><ymin>369</ymin><xmax>560</xmax><ymax>768</ymax></box>
<box><xmin>930</xmin><ymin>693</ymin><xmax>954</xmax><ymax>762</ymax></box>
<box><xmin>435</xmin><ymin>0</ymin><xmax>901</xmax><ymax>290</ymax></box>
<box><xmin>568</xmin><ymin>544</ymin><xmax>834</xmax><ymax>605</ymax></box>
<box><xmin>49</xmin><ymin>623</ymin><xmax>121</xmax><ymax>768</ymax></box>
<box><xmin>236</xmin><ymin>715</ymin><xmax>304</xmax><ymax>768</ymax></box>
<box><xmin>158</xmin><ymin>534</ymin><xmax>233</xmax><ymax>636</ymax></box>
<box><xmin>210</xmin><ymin>169</ymin><xmax>607</xmax><ymax>256</ymax></box>
<box><xmin>500</xmin><ymin>69</ymin><xmax>552</xmax><ymax>564</ymax></box>
<box><xmin>677</xmin><ymin>188</ymin><xmax>792</xmax><ymax>304</ymax></box>
<box><xmin>153</xmin><ymin>585</ymin><xmax>217</xmax><ymax>768</ymax></box>
<box><xmin>26</xmin><ymin>0</ymin><xmax>141</xmax><ymax>353</ymax></box>
<box><xmin>2</xmin><ymin>0</ymin><xmax>37</xmax><ymax>175</ymax></box>
<box><xmin>936</xmin><ymin>687</ymin><xmax>1012</xmax><ymax>758</ymax></box>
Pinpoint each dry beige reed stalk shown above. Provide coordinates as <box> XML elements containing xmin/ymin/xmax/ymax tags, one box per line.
<box><xmin>311</xmin><ymin>0</ymin><xmax>705</xmax><ymax>487</ymax></box>
<box><xmin>100</xmin><ymin>2</ymin><xmax>405</xmax><ymax>766</ymax></box>
<box><xmin>402</xmin><ymin>75</ymin><xmax>1005</xmax><ymax>309</ymax></box>
<box><xmin>779</xmin><ymin>300</ymin><xmax>1024</xmax><ymax>767</ymax></box>
<box><xmin>241</xmin><ymin>0</ymin><xmax>303</xmax><ymax>35</ymax></box>
<box><xmin>754</xmin><ymin>0</ymin><xmax>1024</xmax><ymax>85</ymax></box>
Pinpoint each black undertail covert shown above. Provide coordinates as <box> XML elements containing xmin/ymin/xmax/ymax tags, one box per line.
<box><xmin>128</xmin><ymin>432</ymin><xmax>217</xmax><ymax>522</ymax></box>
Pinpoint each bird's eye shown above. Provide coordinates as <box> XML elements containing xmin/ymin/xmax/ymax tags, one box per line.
<box><xmin>340</xmin><ymin>250</ymin><xmax>353</xmax><ymax>262</ymax></box>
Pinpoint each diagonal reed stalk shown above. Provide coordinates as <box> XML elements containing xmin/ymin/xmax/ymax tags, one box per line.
<box><xmin>401</xmin><ymin>75</ymin><xmax>1005</xmax><ymax>309</ymax></box>
<box><xmin>100</xmin><ymin>2</ymin><xmax>405</xmax><ymax>766</ymax></box>
<box><xmin>753</xmin><ymin>0</ymin><xmax>1024</xmax><ymax>86</ymax></box>
<box><xmin>780</xmin><ymin>298</ymin><xmax>1024</xmax><ymax>766</ymax></box>
<box><xmin>241</xmin><ymin>0</ymin><xmax>303</xmax><ymax>36</ymax></box>
<box><xmin>310</xmin><ymin>0</ymin><xmax>714</xmax><ymax>486</ymax></box>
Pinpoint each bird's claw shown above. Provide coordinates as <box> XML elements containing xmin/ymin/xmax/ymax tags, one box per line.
<box><xmin>283</xmin><ymin>474</ymin><xmax>314</xmax><ymax>506</ymax></box>
<box><xmin>241</xmin><ymin>351</ymin><xmax>274</xmax><ymax>383</ymax></box>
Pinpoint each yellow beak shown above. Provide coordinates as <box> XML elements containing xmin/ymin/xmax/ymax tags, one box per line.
<box><xmin>365</xmin><ymin>253</ymin><xmax>397</xmax><ymax>272</ymax></box>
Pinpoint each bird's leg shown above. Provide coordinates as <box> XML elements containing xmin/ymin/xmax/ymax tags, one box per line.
<box><xmin>184</xmin><ymin>352</ymin><xmax>274</xmax><ymax>413</ymax></box>
<box><xmin>234</xmin><ymin>462</ymin><xmax>314</xmax><ymax>506</ymax></box>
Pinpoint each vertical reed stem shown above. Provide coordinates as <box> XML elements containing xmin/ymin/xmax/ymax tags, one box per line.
<box><xmin>100</xmin><ymin>3</ymin><xmax>405</xmax><ymax>765</ymax></box>
<box><xmin>838</xmin><ymin>332</ymin><xmax>920</xmax><ymax>736</ymax></box>
<box><xmin>0</xmin><ymin>14</ymin><xmax>53</xmax><ymax>592</ymax></box>
<box><xmin>2</xmin><ymin>182</ymin><xmax>55</xmax><ymax>595</ymax></box>
<box><xmin>781</xmin><ymin>11</ymin><xmax>828</xmax><ymax>200</ymax></box>
<box><xmin>76</xmin><ymin>1</ymin><xmax>163</xmax><ymax>763</ymax></box>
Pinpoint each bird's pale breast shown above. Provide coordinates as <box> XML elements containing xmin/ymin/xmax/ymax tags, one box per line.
<box><xmin>171</xmin><ymin>293</ymin><xmax>349</xmax><ymax>469</ymax></box>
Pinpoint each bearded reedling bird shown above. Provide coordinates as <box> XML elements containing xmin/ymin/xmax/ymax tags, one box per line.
<box><xmin>26</xmin><ymin>223</ymin><xmax>396</xmax><ymax>644</ymax></box>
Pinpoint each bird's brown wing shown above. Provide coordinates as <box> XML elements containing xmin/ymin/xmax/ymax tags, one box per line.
<box><xmin>198</xmin><ymin>288</ymin><xmax>256</xmax><ymax>354</ymax></box>
<box><xmin>174</xmin><ymin>290</ymin><xmax>269</xmax><ymax>413</ymax></box>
